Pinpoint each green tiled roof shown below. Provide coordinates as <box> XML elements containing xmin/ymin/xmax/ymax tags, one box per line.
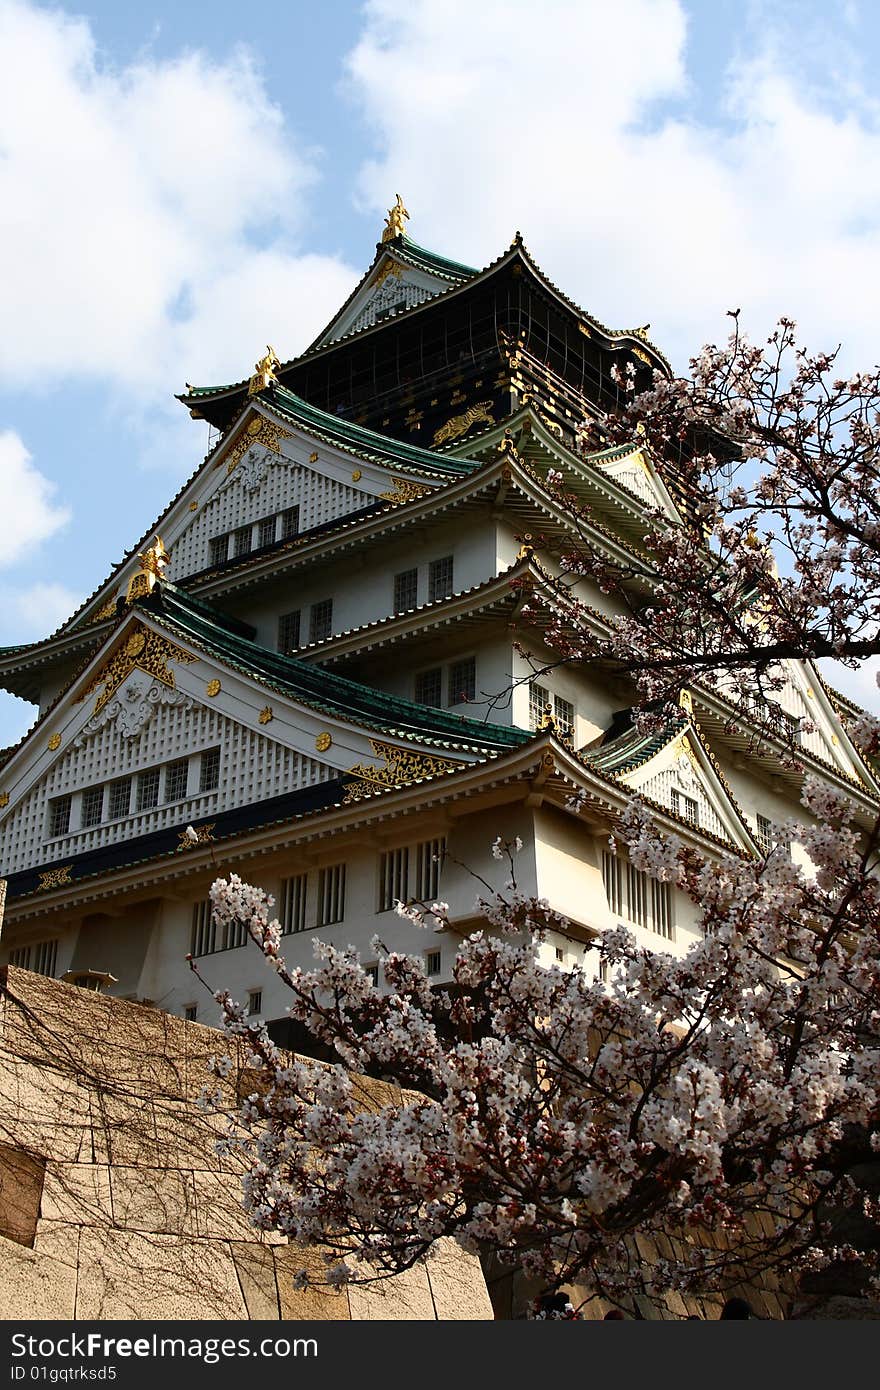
<box><xmin>138</xmin><ymin>584</ymin><xmax>529</xmax><ymax>754</ymax></box>
<box><xmin>586</xmin><ymin>714</ymin><xmax>685</xmax><ymax>775</ymax></box>
<box><xmin>267</xmin><ymin>386</ymin><xmax>479</xmax><ymax>477</ymax></box>
<box><xmin>390</xmin><ymin>234</ymin><xmax>478</xmax><ymax>281</ymax></box>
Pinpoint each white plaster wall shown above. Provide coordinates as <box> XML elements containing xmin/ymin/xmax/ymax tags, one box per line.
<box><xmin>237</xmin><ymin>513</ymin><xmax>500</xmax><ymax>652</ymax></box>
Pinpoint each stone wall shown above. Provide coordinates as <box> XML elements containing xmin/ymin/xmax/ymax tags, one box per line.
<box><xmin>0</xmin><ymin>966</ymin><xmax>492</xmax><ymax>1321</ymax></box>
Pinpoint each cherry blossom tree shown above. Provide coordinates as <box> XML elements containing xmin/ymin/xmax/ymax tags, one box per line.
<box><xmin>533</xmin><ymin>313</ymin><xmax>880</xmax><ymax>744</ymax></box>
<box><xmin>195</xmin><ymin>318</ymin><xmax>880</xmax><ymax>1308</ymax></box>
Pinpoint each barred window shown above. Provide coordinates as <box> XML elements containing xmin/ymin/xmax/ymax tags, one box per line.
<box><xmin>184</xmin><ymin>1004</ymin><xmax>198</xmax><ymax>1022</ymax></box>
<box><xmin>9</xmin><ymin>940</ymin><xmax>58</xmax><ymax>979</ymax></box>
<box><xmin>208</xmin><ymin>535</ymin><xmax>228</xmax><ymax>567</ymax></box>
<box><xmin>199</xmin><ymin>747</ymin><xmax>221</xmax><ymax>793</ymax></box>
<box><xmin>136</xmin><ymin>767</ymin><xmax>160</xmax><ymax>812</ymax></box>
<box><xmin>671</xmin><ymin>789</ymin><xmax>699</xmax><ymax>827</ymax></box>
<box><xmin>164</xmin><ymin>758</ymin><xmax>189</xmax><ymax>803</ymax></box>
<box><xmin>448</xmin><ymin>656</ymin><xmax>476</xmax><ymax>705</ymax></box>
<box><xmin>428</xmin><ymin>555</ymin><xmax>454</xmax><ymax>601</ymax></box>
<box><xmin>190</xmin><ymin>900</ymin><xmax>215</xmax><ymax>957</ymax></box>
<box><xmin>415</xmin><ymin>667</ymin><xmax>443</xmax><ymax>707</ymax></box>
<box><xmin>278</xmin><ymin>610</ymin><xmax>301</xmax><ymax>656</ymax></box>
<box><xmin>281</xmin><ymin>506</ymin><xmax>300</xmax><ymax>540</ymax></box>
<box><xmin>309</xmin><ymin>599</ymin><xmax>333</xmax><ymax>644</ymax></box>
<box><xmin>49</xmin><ymin>795</ymin><xmax>71</xmax><ymax>838</ymax></box>
<box><xmin>602</xmin><ymin>851</ymin><xmax>674</xmax><ymax>940</ymax></box>
<box><xmin>81</xmin><ymin>786</ymin><xmax>104</xmax><ymax>829</ymax></box>
<box><xmin>378</xmin><ymin>847</ymin><xmax>409</xmax><ymax>912</ymax></box>
<box><xmin>365</xmin><ymin>963</ymin><xmax>380</xmax><ymax>987</ymax></box>
<box><xmin>316</xmin><ymin>863</ymin><xmax>346</xmax><ymax>926</ymax></box>
<box><xmin>221</xmin><ymin>917</ymin><xmax>248</xmax><ymax>951</ymax></box>
<box><xmin>602</xmin><ymin>851</ymin><xmax>624</xmax><ymax>917</ymax></box>
<box><xmin>32</xmin><ymin>939</ymin><xmax>58</xmax><ymax>977</ymax></box>
<box><xmin>108</xmin><ymin>778</ymin><xmax>131</xmax><ymax>820</ymax></box>
<box><xmin>247</xmin><ymin>990</ymin><xmax>262</xmax><ymax>1017</ymax></box>
<box><xmin>425</xmin><ymin>950</ymin><xmax>442</xmax><ymax>977</ymax></box>
<box><xmin>258</xmin><ymin>516</ymin><xmax>277</xmax><ymax>549</ymax></box>
<box><xmin>280</xmin><ymin>873</ymin><xmax>308</xmax><ymax>934</ymax></box>
<box><xmin>394</xmin><ymin>567</ymin><xmax>418</xmax><ymax>614</ymax></box>
<box><xmin>233</xmin><ymin>525</ymin><xmax>252</xmax><ymax>558</ymax></box>
<box><xmin>414</xmin><ymin>837</ymin><xmax>445</xmax><ymax>902</ymax></box>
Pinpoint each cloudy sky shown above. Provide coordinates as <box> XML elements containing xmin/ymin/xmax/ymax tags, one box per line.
<box><xmin>2</xmin><ymin>0</ymin><xmax>880</xmax><ymax>746</ymax></box>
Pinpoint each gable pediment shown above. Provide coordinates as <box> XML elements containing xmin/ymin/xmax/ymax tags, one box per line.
<box><xmin>593</xmin><ymin>719</ymin><xmax>756</xmax><ymax>853</ymax></box>
<box><xmin>316</xmin><ymin>253</ymin><xmax>453</xmax><ymax>347</ymax></box>
<box><xmin>0</xmin><ymin>605</ymin><xmax>482</xmax><ymax>890</ymax></box>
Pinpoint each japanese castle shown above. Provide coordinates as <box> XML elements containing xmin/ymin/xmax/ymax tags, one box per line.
<box><xmin>1</xmin><ymin>199</ymin><xmax>876</xmax><ymax>1032</ymax></box>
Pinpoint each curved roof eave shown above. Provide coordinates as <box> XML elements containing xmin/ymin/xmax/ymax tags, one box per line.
<box><xmin>177</xmin><ymin>235</ymin><xmax>673</xmax><ymax>413</ymax></box>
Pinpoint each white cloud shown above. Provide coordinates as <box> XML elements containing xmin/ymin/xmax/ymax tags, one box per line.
<box><xmin>0</xmin><ymin>430</ymin><xmax>70</xmax><ymax>566</ymax></box>
<box><xmin>345</xmin><ymin>0</ymin><xmax>880</xmax><ymax>371</ymax></box>
<box><xmin>0</xmin><ymin>581</ymin><xmax>83</xmax><ymax>640</ymax></box>
<box><xmin>0</xmin><ymin>0</ymin><xmax>358</xmax><ymax>396</ymax></box>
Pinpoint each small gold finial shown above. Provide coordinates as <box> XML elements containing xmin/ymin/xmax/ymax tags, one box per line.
<box><xmin>127</xmin><ymin>536</ymin><xmax>170</xmax><ymax>602</ymax></box>
<box><xmin>538</xmin><ymin>705</ymin><xmax>555</xmax><ymax>730</ymax></box>
<box><xmin>247</xmin><ymin>345</ymin><xmax>281</xmax><ymax>397</ymax></box>
<box><xmin>381</xmin><ymin>193</ymin><xmax>409</xmax><ymax>244</ymax></box>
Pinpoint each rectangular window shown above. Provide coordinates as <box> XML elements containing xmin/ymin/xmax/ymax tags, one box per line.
<box><xmin>81</xmin><ymin>786</ymin><xmax>104</xmax><ymax>829</ymax></box>
<box><xmin>415</xmin><ymin>667</ymin><xmax>443</xmax><ymax>707</ymax></box>
<box><xmin>428</xmin><ymin>555</ymin><xmax>454</xmax><ymax>602</ymax></box>
<box><xmin>529</xmin><ymin>682</ymin><xmax>574</xmax><ymax>740</ymax></box>
<box><xmin>208</xmin><ymin>535</ymin><xmax>228</xmax><ymax>567</ymax></box>
<box><xmin>199</xmin><ymin>747</ymin><xmax>221</xmax><ymax>793</ymax></box>
<box><xmin>529</xmin><ymin>681</ymin><xmax>551</xmax><ymax>731</ymax></box>
<box><xmin>309</xmin><ymin>599</ymin><xmax>333</xmax><ymax>644</ymax></box>
<box><xmin>164</xmin><ymin>758</ymin><xmax>189</xmax><ymax>803</ymax></box>
<box><xmin>281</xmin><ymin>506</ymin><xmax>300</xmax><ymax>540</ymax></box>
<box><xmin>602</xmin><ymin>852</ymin><xmax>674</xmax><ymax>939</ymax></box>
<box><xmin>554</xmin><ymin>696</ymin><xmax>575</xmax><ymax>742</ymax></box>
<box><xmin>671</xmin><ymin>789</ymin><xmax>699</xmax><ymax>827</ymax></box>
<box><xmin>232</xmin><ymin>525</ymin><xmax>252</xmax><ymax>558</ymax></box>
<box><xmin>448</xmin><ymin>656</ymin><xmax>476</xmax><ymax>706</ymax></box>
<box><xmin>9</xmin><ymin>945</ymin><xmax>31</xmax><ymax>968</ymax></box>
<box><xmin>32</xmin><ymin>939</ymin><xmax>58</xmax><ymax>977</ymax></box>
<box><xmin>393</xmin><ymin>567</ymin><xmax>418</xmax><ymax>614</ymax></box>
<box><xmin>755</xmin><ymin>813</ymin><xmax>774</xmax><ymax>854</ymax></box>
<box><xmin>280</xmin><ymin>873</ymin><xmax>308</xmax><ymax>934</ymax></box>
<box><xmin>278</xmin><ymin>610</ymin><xmax>301</xmax><ymax>656</ymax></box>
<box><xmin>136</xmin><ymin>767</ymin><xmax>160</xmax><ymax>812</ymax></box>
<box><xmin>190</xmin><ymin>900</ymin><xmax>215</xmax><ymax>957</ymax></box>
<box><xmin>378</xmin><ymin>847</ymin><xmax>409</xmax><ymax>913</ymax></box>
<box><xmin>365</xmin><ymin>963</ymin><xmax>380</xmax><ymax>987</ymax></box>
<box><xmin>258</xmin><ymin>515</ymin><xmax>277</xmax><ymax>549</ymax></box>
<box><xmin>316</xmin><ymin>863</ymin><xmax>346</xmax><ymax>926</ymax></box>
<box><xmin>108</xmin><ymin>777</ymin><xmax>132</xmax><ymax>820</ymax></box>
<box><xmin>184</xmin><ymin>1004</ymin><xmax>198</xmax><ymax>1023</ymax></box>
<box><xmin>425</xmin><ymin>950</ymin><xmax>442</xmax><ymax>978</ymax></box>
<box><xmin>247</xmin><ymin>990</ymin><xmax>262</xmax><ymax>1016</ymax></box>
<box><xmin>414</xmin><ymin>837</ymin><xmax>445</xmax><ymax>902</ymax></box>
<box><xmin>49</xmin><ymin>795</ymin><xmax>71</xmax><ymax>838</ymax></box>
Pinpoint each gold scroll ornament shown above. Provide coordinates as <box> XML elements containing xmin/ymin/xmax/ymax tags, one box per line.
<box><xmin>78</xmin><ymin>625</ymin><xmax>197</xmax><ymax>715</ymax></box>
<box><xmin>343</xmin><ymin>738</ymin><xmax>463</xmax><ymax>804</ymax></box>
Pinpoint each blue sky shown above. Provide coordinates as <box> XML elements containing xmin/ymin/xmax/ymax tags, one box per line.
<box><xmin>2</xmin><ymin>0</ymin><xmax>880</xmax><ymax>746</ymax></box>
